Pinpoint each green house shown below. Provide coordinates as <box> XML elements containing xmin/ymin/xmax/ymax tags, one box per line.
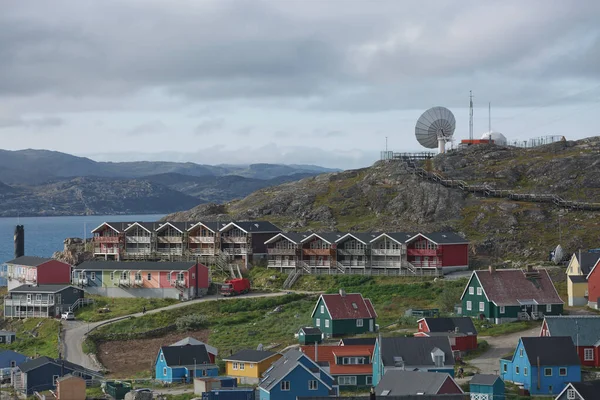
<box><xmin>311</xmin><ymin>290</ymin><xmax>377</xmax><ymax>337</ymax></box>
<box><xmin>297</xmin><ymin>326</ymin><xmax>323</xmax><ymax>345</ymax></box>
<box><xmin>460</xmin><ymin>267</ymin><xmax>564</xmax><ymax>324</ymax></box>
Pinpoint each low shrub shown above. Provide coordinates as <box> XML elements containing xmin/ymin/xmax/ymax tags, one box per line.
<box><xmin>176</xmin><ymin>314</ymin><xmax>209</xmax><ymax>331</ymax></box>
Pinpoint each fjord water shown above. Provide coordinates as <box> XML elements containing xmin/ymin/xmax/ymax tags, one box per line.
<box><xmin>0</xmin><ymin>214</ymin><xmax>164</xmax><ymax>284</ymax></box>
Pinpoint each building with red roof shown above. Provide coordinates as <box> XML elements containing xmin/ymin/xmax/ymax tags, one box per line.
<box><xmin>300</xmin><ymin>343</ymin><xmax>374</xmax><ymax>389</ymax></box>
<box><xmin>310</xmin><ymin>290</ymin><xmax>377</xmax><ymax>337</ymax></box>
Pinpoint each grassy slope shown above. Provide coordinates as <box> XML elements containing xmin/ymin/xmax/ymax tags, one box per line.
<box><xmin>75</xmin><ymin>295</ymin><xmax>178</xmax><ymax>322</ymax></box>
<box><xmin>0</xmin><ymin>319</ymin><xmax>61</xmax><ymax>358</ymax></box>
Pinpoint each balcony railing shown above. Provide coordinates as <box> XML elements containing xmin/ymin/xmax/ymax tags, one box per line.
<box><xmin>371</xmin><ymin>261</ymin><xmax>404</xmax><ymax>268</ymax></box>
<box><xmin>371</xmin><ymin>249</ymin><xmax>404</xmax><ymax>255</ymax></box>
<box><xmin>93</xmin><ymin>236</ymin><xmax>120</xmax><ymax>243</ymax></box>
<box><xmin>267</xmin><ymin>248</ymin><xmax>298</xmax><ymax>255</ymax></box>
<box><xmin>221</xmin><ymin>236</ymin><xmax>247</xmax><ymax>244</ymax></box>
<box><xmin>407</xmin><ymin>248</ymin><xmax>442</xmax><ymax>257</ymax></box>
<box><xmin>157</xmin><ymin>236</ymin><xmax>184</xmax><ymax>243</ymax></box>
<box><xmin>339</xmin><ymin>261</ymin><xmax>367</xmax><ymax>267</ymax></box>
<box><xmin>125</xmin><ymin>236</ymin><xmax>151</xmax><ymax>244</ymax></box>
<box><xmin>268</xmin><ymin>260</ymin><xmax>298</xmax><ymax>267</ymax></box>
<box><xmin>134</xmin><ymin>279</ymin><xmax>143</xmax><ymax>286</ymax></box>
<box><xmin>119</xmin><ymin>279</ymin><xmax>130</xmax><ymax>286</ymax></box>
<box><xmin>337</xmin><ymin>249</ymin><xmax>366</xmax><ymax>256</ymax></box>
<box><xmin>304</xmin><ymin>262</ymin><xmax>334</xmax><ymax>268</ymax></box>
<box><xmin>5</xmin><ymin>297</ymin><xmax>55</xmax><ymax>306</ymax></box>
<box><xmin>94</xmin><ymin>247</ymin><xmax>119</xmax><ymax>254</ymax></box>
<box><xmin>189</xmin><ymin>248</ymin><xmax>216</xmax><ymax>255</ymax></box>
<box><xmin>303</xmin><ymin>249</ymin><xmax>331</xmax><ymax>256</ymax></box>
<box><xmin>189</xmin><ymin>236</ymin><xmax>216</xmax><ymax>243</ymax></box>
<box><xmin>176</xmin><ymin>280</ymin><xmax>187</xmax><ymax>287</ymax></box>
<box><xmin>124</xmin><ymin>248</ymin><xmax>151</xmax><ymax>255</ymax></box>
<box><xmin>156</xmin><ymin>247</ymin><xmax>183</xmax><ymax>255</ymax></box>
<box><xmin>222</xmin><ymin>247</ymin><xmax>248</xmax><ymax>255</ymax></box>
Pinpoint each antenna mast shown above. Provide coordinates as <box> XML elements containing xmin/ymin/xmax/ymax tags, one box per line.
<box><xmin>488</xmin><ymin>102</ymin><xmax>491</xmax><ymax>133</ymax></box>
<box><xmin>469</xmin><ymin>91</ymin><xmax>474</xmax><ymax>141</ymax></box>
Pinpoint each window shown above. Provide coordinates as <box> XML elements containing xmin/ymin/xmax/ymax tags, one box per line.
<box><xmin>500</xmin><ymin>306</ymin><xmax>505</xmax><ymax>314</ymax></box>
<box><xmin>338</xmin><ymin>376</ymin><xmax>357</xmax><ymax>385</ymax></box>
<box><xmin>280</xmin><ymin>381</ymin><xmax>290</xmax><ymax>391</ymax></box>
<box><xmin>232</xmin><ymin>362</ymin><xmax>238</xmax><ymax>370</ymax></box>
<box><xmin>477</xmin><ymin>287</ymin><xmax>482</xmax><ymax>296</ymax></box>
<box><xmin>239</xmin><ymin>363</ymin><xmax>245</xmax><ymax>370</ymax></box>
<box><xmin>316</xmin><ymin>318</ymin><xmax>320</xmax><ymax>327</ymax></box>
<box><xmin>163</xmin><ymin>367</ymin><xmax>167</xmax><ymax>376</ymax></box>
<box><xmin>466</xmin><ymin>301</ymin><xmax>472</xmax><ymax>311</ymax></box>
<box><xmin>53</xmin><ymin>375</ymin><xmax>59</xmax><ymax>386</ymax></box>
<box><xmin>91</xmin><ymin>272</ymin><xmax>95</xmax><ymax>281</ymax></box>
<box><xmin>177</xmin><ymin>272</ymin><xmax>184</xmax><ymax>281</ymax></box>
<box><xmin>167</xmin><ymin>273</ymin><xmax>171</xmax><ymax>282</ymax></box>
<box><xmin>503</xmin><ymin>363</ymin><xmax>507</xmax><ymax>372</ymax></box>
<box><xmin>10</xmin><ymin>361</ymin><xmax>15</xmax><ymax>367</ymax></box>
<box><xmin>585</xmin><ymin>348</ymin><xmax>594</xmax><ymax>361</ymax></box>
<box><xmin>546</xmin><ymin>304</ymin><xmax>552</xmax><ymax>313</ymax></box>
<box><xmin>110</xmin><ymin>272</ymin><xmax>114</xmax><ymax>281</ymax></box>
<box><xmin>519</xmin><ymin>348</ymin><xmax>524</xmax><ymax>357</ymax></box>
<box><xmin>321</xmin><ymin>305</ymin><xmax>324</xmax><ymax>314</ymax></box>
<box><xmin>202</xmin><ymin>369</ymin><xmax>207</xmax><ymax>376</ymax></box>
<box><xmin>121</xmin><ymin>271</ymin><xmax>128</xmax><ymax>280</ymax></box>
<box><xmin>567</xmin><ymin>389</ymin><xmax>577</xmax><ymax>399</ymax></box>
<box><xmin>135</xmin><ymin>272</ymin><xmax>141</xmax><ymax>281</ymax></box>
<box><xmin>250</xmin><ymin>364</ymin><xmax>254</xmax><ymax>368</ymax></box>
<box><xmin>468</xmin><ymin>287</ymin><xmax>474</xmax><ymax>295</ymax></box>
<box><xmin>544</xmin><ymin>368</ymin><xmax>552</xmax><ymax>376</ymax></box>
<box><xmin>356</xmin><ymin>319</ymin><xmax>363</xmax><ymax>327</ymax></box>
<box><xmin>549</xmin><ymin>386</ymin><xmax>553</xmax><ymax>393</ymax></box>
<box><xmin>479</xmin><ymin>302</ymin><xmax>485</xmax><ymax>312</ymax></box>
<box><xmin>325</xmin><ymin>319</ymin><xmax>330</xmax><ymax>328</ymax></box>
<box><xmin>147</xmin><ymin>273</ymin><xmax>152</xmax><ymax>281</ymax></box>
<box><xmin>309</xmin><ymin>380</ymin><xmax>318</xmax><ymax>390</ymax></box>
<box><xmin>515</xmin><ymin>366</ymin><xmax>519</xmax><ymax>374</ymax></box>
<box><xmin>160</xmin><ymin>353</ymin><xmax>164</xmax><ymax>362</ymax></box>
<box><xmin>36</xmin><ymin>294</ymin><xmax>42</xmax><ymax>301</ymax></box>
<box><xmin>524</xmin><ymin>367</ymin><xmax>528</xmax><ymax>376</ymax></box>
<box><xmin>418</xmin><ymin>322</ymin><xmax>423</xmax><ymax>330</ymax></box>
<box><xmin>366</xmin><ymin>376</ymin><xmax>372</xmax><ymax>385</ymax></box>
<box><xmin>559</xmin><ymin>367</ymin><xmax>567</xmax><ymax>376</ymax></box>
<box><xmin>192</xmin><ymin>273</ymin><xmax>195</xmax><ymax>279</ymax></box>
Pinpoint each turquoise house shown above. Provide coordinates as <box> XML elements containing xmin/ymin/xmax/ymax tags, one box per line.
<box><xmin>155</xmin><ymin>344</ymin><xmax>218</xmax><ymax>383</ymax></box>
<box><xmin>500</xmin><ymin>337</ymin><xmax>580</xmax><ymax>396</ymax></box>
<box><xmin>470</xmin><ymin>374</ymin><xmax>504</xmax><ymax>400</ymax></box>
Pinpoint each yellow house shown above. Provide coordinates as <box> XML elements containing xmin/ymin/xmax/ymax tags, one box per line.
<box><xmin>223</xmin><ymin>349</ymin><xmax>282</xmax><ymax>384</ymax></box>
<box><xmin>566</xmin><ymin>251</ymin><xmax>600</xmax><ymax>306</ymax></box>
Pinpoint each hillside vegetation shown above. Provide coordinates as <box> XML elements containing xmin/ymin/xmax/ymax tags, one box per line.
<box><xmin>166</xmin><ymin>137</ymin><xmax>600</xmax><ymax>263</ymax></box>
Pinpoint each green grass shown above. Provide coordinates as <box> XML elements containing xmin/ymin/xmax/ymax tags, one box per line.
<box><xmin>477</xmin><ymin>320</ymin><xmax>541</xmax><ymax>337</ymax></box>
<box><xmin>463</xmin><ymin>340</ymin><xmax>489</xmax><ymax>361</ymax></box>
<box><xmin>85</xmin><ymin>386</ymin><xmax>105</xmax><ymax>398</ymax></box>
<box><xmin>75</xmin><ymin>295</ymin><xmax>178</xmax><ymax>322</ymax></box>
<box><xmin>0</xmin><ymin>319</ymin><xmax>61</xmax><ymax>358</ymax></box>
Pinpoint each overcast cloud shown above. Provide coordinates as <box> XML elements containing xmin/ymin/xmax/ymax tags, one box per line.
<box><xmin>1</xmin><ymin>0</ymin><xmax>599</xmax><ymax>169</ymax></box>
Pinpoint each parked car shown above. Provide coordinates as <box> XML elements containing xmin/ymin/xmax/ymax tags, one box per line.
<box><xmin>61</xmin><ymin>311</ymin><xmax>75</xmax><ymax>320</ymax></box>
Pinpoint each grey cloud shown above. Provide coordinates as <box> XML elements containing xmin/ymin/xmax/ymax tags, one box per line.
<box><xmin>128</xmin><ymin>121</ymin><xmax>167</xmax><ymax>136</ymax></box>
<box><xmin>193</xmin><ymin>118</ymin><xmax>225</xmax><ymax>136</ymax></box>
<box><xmin>0</xmin><ymin>116</ymin><xmax>64</xmax><ymax>129</ymax></box>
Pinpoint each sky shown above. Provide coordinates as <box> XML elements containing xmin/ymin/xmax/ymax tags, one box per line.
<box><xmin>1</xmin><ymin>0</ymin><xmax>600</xmax><ymax>169</ymax></box>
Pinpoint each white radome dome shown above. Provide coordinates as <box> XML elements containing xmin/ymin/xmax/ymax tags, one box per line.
<box><xmin>481</xmin><ymin>131</ymin><xmax>507</xmax><ymax>146</ymax></box>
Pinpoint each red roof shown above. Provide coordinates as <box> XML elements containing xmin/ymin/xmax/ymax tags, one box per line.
<box><xmin>316</xmin><ymin>293</ymin><xmax>378</xmax><ymax>320</ymax></box>
<box><xmin>300</xmin><ymin>344</ymin><xmax>374</xmax><ymax>376</ymax></box>
<box><xmin>473</xmin><ymin>269</ymin><xmax>564</xmax><ymax>306</ymax></box>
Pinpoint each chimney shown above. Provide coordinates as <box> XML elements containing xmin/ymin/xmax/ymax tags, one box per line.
<box><xmin>454</xmin><ymin>326</ymin><xmax>459</xmax><ymax>334</ymax></box>
<box><xmin>526</xmin><ymin>264</ymin><xmax>533</xmax><ymax>273</ymax></box>
<box><xmin>339</xmin><ymin>289</ymin><xmax>346</xmax><ymax>297</ymax></box>
<box><xmin>14</xmin><ymin>225</ymin><xmax>24</xmax><ymax>259</ymax></box>
<box><xmin>489</xmin><ymin>265</ymin><xmax>495</xmax><ymax>274</ymax></box>
<box><xmin>314</xmin><ymin>341</ymin><xmax>318</xmax><ymax>361</ymax></box>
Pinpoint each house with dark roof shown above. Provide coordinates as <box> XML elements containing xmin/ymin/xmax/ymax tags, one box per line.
<box><xmin>12</xmin><ymin>356</ymin><xmax>102</xmax><ymax>395</ymax></box>
<box><xmin>155</xmin><ymin>344</ymin><xmax>218</xmax><ymax>383</ymax></box>
<box><xmin>3</xmin><ymin>256</ymin><xmax>72</xmax><ymax>291</ymax></box>
<box><xmin>298</xmin><ymin>327</ymin><xmax>323</xmax><ymax>345</ymax></box>
<box><xmin>540</xmin><ymin>316</ymin><xmax>600</xmax><ymax>367</ymax></box>
<box><xmin>566</xmin><ymin>251</ymin><xmax>600</xmax><ymax>306</ymax></box>
<box><xmin>170</xmin><ymin>337</ymin><xmax>218</xmax><ymax>362</ymax></box>
<box><xmin>556</xmin><ymin>381</ymin><xmax>600</xmax><ymax>400</ymax></box>
<box><xmin>372</xmin><ymin>336</ymin><xmax>455</xmax><ymax>386</ymax></box>
<box><xmin>469</xmin><ymin>374</ymin><xmax>504</xmax><ymax>400</ymax></box>
<box><xmin>265</xmin><ymin>232</ymin><xmax>310</xmax><ymax>272</ymax></box>
<box><xmin>335</xmin><ymin>233</ymin><xmax>380</xmax><ymax>272</ymax></box>
<box><xmin>4</xmin><ymin>285</ymin><xmax>86</xmax><ymax>319</ymax></box>
<box><xmin>0</xmin><ymin>350</ymin><xmax>29</xmax><ymax>383</ymax></box>
<box><xmin>300</xmin><ymin>233</ymin><xmax>347</xmax><ymax>272</ymax></box>
<box><xmin>74</xmin><ymin>260</ymin><xmax>209</xmax><ymax>300</ymax></box>
<box><xmin>460</xmin><ymin>267</ymin><xmax>564</xmax><ymax>324</ymax></box>
<box><xmin>220</xmin><ymin>221</ymin><xmax>281</xmax><ymax>268</ymax></box>
<box><xmin>223</xmin><ymin>349</ymin><xmax>282</xmax><ymax>384</ymax></box>
<box><xmin>369</xmin><ymin>232</ymin><xmax>413</xmax><ymax>272</ymax></box>
<box><xmin>300</xmin><ymin>343</ymin><xmax>374</xmax><ymax>390</ymax></box>
<box><xmin>584</xmin><ymin>259</ymin><xmax>600</xmax><ymax>309</ymax></box>
<box><xmin>405</xmin><ymin>232</ymin><xmax>469</xmax><ymax>273</ymax></box>
<box><xmin>187</xmin><ymin>221</ymin><xmax>222</xmax><ymax>258</ymax></box>
<box><xmin>311</xmin><ymin>291</ymin><xmax>377</xmax><ymax>337</ymax></box>
<box><xmin>415</xmin><ymin>317</ymin><xmax>478</xmax><ymax>353</ymax></box>
<box><xmin>375</xmin><ymin>370</ymin><xmax>463</xmax><ymax>397</ymax></box>
<box><xmin>258</xmin><ymin>349</ymin><xmax>337</xmax><ymax>400</ymax></box>
<box><xmin>500</xmin><ymin>337</ymin><xmax>581</xmax><ymax>395</ymax></box>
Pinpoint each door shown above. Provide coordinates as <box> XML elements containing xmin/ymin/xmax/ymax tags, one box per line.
<box><xmin>26</xmin><ymin>294</ymin><xmax>31</xmax><ymax>304</ymax></box>
<box><xmin>423</xmin><ymin>257</ymin><xmax>429</xmax><ymax>267</ymax></box>
<box><xmin>369</xmin><ymin>319</ymin><xmax>374</xmax><ymax>332</ymax></box>
<box><xmin>532</xmin><ymin>304</ymin><xmax>538</xmax><ymax>313</ymax></box>
<box><xmin>56</xmin><ymin>294</ymin><xmax>61</xmax><ymax>305</ymax></box>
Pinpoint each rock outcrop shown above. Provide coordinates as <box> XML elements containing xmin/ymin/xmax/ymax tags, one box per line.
<box><xmin>52</xmin><ymin>238</ymin><xmax>94</xmax><ymax>266</ymax></box>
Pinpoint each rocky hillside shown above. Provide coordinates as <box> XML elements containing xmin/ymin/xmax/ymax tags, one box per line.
<box><xmin>165</xmin><ymin>137</ymin><xmax>600</xmax><ymax>263</ymax></box>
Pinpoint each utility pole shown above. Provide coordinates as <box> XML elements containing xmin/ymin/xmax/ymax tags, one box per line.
<box><xmin>469</xmin><ymin>91</ymin><xmax>474</xmax><ymax>141</ymax></box>
<box><xmin>558</xmin><ymin>214</ymin><xmax>563</xmax><ymax>244</ymax></box>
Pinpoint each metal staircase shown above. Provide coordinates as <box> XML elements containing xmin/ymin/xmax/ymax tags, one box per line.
<box><xmin>399</xmin><ymin>156</ymin><xmax>600</xmax><ymax>211</ymax></box>
<box><xmin>283</xmin><ymin>269</ymin><xmax>302</xmax><ymax>289</ymax></box>
<box><xmin>335</xmin><ymin>262</ymin><xmax>347</xmax><ymax>274</ymax></box>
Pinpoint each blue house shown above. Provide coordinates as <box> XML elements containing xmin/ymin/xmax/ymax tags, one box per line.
<box><xmin>500</xmin><ymin>337</ymin><xmax>581</xmax><ymax>396</ymax></box>
<box><xmin>155</xmin><ymin>344</ymin><xmax>218</xmax><ymax>383</ymax></box>
<box><xmin>12</xmin><ymin>356</ymin><xmax>102</xmax><ymax>395</ymax></box>
<box><xmin>259</xmin><ymin>349</ymin><xmax>338</xmax><ymax>400</ymax></box>
<box><xmin>372</xmin><ymin>336</ymin><xmax>455</xmax><ymax>386</ymax></box>
<box><xmin>0</xmin><ymin>350</ymin><xmax>29</xmax><ymax>382</ymax></box>
<box><xmin>470</xmin><ymin>374</ymin><xmax>504</xmax><ymax>400</ymax></box>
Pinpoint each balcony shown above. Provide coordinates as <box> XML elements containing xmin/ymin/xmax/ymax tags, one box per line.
<box><xmin>124</xmin><ymin>247</ymin><xmax>151</xmax><ymax>255</ymax></box>
<box><xmin>189</xmin><ymin>248</ymin><xmax>216</xmax><ymax>255</ymax></box>
<box><xmin>303</xmin><ymin>249</ymin><xmax>331</xmax><ymax>256</ymax></box>
<box><xmin>371</xmin><ymin>249</ymin><xmax>404</xmax><ymax>256</ymax></box>
<box><xmin>371</xmin><ymin>261</ymin><xmax>403</xmax><ymax>268</ymax></box>
<box><xmin>176</xmin><ymin>280</ymin><xmax>187</xmax><ymax>287</ymax></box>
<box><xmin>189</xmin><ymin>236</ymin><xmax>216</xmax><ymax>244</ymax></box>
<box><xmin>267</xmin><ymin>248</ymin><xmax>297</xmax><ymax>255</ymax></box>
<box><xmin>94</xmin><ymin>247</ymin><xmax>119</xmax><ymax>254</ymax></box>
<box><xmin>268</xmin><ymin>260</ymin><xmax>298</xmax><ymax>267</ymax></box>
<box><xmin>337</xmin><ymin>249</ymin><xmax>366</xmax><ymax>256</ymax></box>
<box><xmin>339</xmin><ymin>261</ymin><xmax>367</xmax><ymax>267</ymax></box>
<box><xmin>119</xmin><ymin>279</ymin><xmax>130</xmax><ymax>286</ymax></box>
<box><xmin>78</xmin><ymin>278</ymin><xmax>88</xmax><ymax>286</ymax></box>
<box><xmin>222</xmin><ymin>247</ymin><xmax>248</xmax><ymax>255</ymax></box>
<box><xmin>5</xmin><ymin>297</ymin><xmax>55</xmax><ymax>306</ymax></box>
<box><xmin>407</xmin><ymin>248</ymin><xmax>442</xmax><ymax>257</ymax></box>
<box><xmin>157</xmin><ymin>236</ymin><xmax>184</xmax><ymax>244</ymax></box>
<box><xmin>125</xmin><ymin>236</ymin><xmax>151</xmax><ymax>244</ymax></box>
<box><xmin>134</xmin><ymin>279</ymin><xmax>143</xmax><ymax>286</ymax></box>
<box><xmin>93</xmin><ymin>236</ymin><xmax>120</xmax><ymax>243</ymax></box>
<box><xmin>221</xmin><ymin>236</ymin><xmax>247</xmax><ymax>244</ymax></box>
<box><xmin>156</xmin><ymin>246</ymin><xmax>183</xmax><ymax>255</ymax></box>
<box><xmin>304</xmin><ymin>262</ymin><xmax>334</xmax><ymax>268</ymax></box>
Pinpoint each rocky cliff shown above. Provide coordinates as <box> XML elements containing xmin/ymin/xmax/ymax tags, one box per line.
<box><xmin>165</xmin><ymin>137</ymin><xmax>600</xmax><ymax>263</ymax></box>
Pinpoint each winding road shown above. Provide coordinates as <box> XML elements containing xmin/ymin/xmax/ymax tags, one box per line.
<box><xmin>62</xmin><ymin>292</ymin><xmax>288</xmax><ymax>371</ymax></box>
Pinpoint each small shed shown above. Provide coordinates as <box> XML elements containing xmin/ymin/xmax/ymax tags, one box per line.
<box><xmin>297</xmin><ymin>326</ymin><xmax>322</xmax><ymax>345</ymax></box>
<box><xmin>194</xmin><ymin>376</ymin><xmax>237</xmax><ymax>394</ymax></box>
<box><xmin>0</xmin><ymin>331</ymin><xmax>16</xmax><ymax>344</ymax></box>
<box><xmin>56</xmin><ymin>374</ymin><xmax>86</xmax><ymax>400</ymax></box>
<box><xmin>469</xmin><ymin>374</ymin><xmax>504</xmax><ymax>400</ymax></box>
<box><xmin>405</xmin><ymin>308</ymin><xmax>439</xmax><ymax>318</ymax></box>
<box><xmin>105</xmin><ymin>380</ymin><xmax>133</xmax><ymax>400</ymax></box>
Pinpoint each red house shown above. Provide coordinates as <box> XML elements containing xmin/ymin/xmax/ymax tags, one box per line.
<box><xmin>540</xmin><ymin>315</ymin><xmax>600</xmax><ymax>367</ymax></box>
<box><xmin>415</xmin><ymin>317</ymin><xmax>478</xmax><ymax>353</ymax></box>
<box><xmin>405</xmin><ymin>232</ymin><xmax>469</xmax><ymax>273</ymax></box>
<box><xmin>4</xmin><ymin>256</ymin><xmax>72</xmax><ymax>291</ymax></box>
<box><xmin>586</xmin><ymin>258</ymin><xmax>600</xmax><ymax>309</ymax></box>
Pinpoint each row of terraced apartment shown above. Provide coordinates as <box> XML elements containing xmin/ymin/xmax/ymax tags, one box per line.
<box><xmin>265</xmin><ymin>231</ymin><xmax>469</xmax><ymax>275</ymax></box>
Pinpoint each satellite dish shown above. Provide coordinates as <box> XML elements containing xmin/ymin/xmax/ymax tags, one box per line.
<box><xmin>552</xmin><ymin>244</ymin><xmax>564</xmax><ymax>265</ymax></box>
<box><xmin>415</xmin><ymin>107</ymin><xmax>456</xmax><ymax>153</ymax></box>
